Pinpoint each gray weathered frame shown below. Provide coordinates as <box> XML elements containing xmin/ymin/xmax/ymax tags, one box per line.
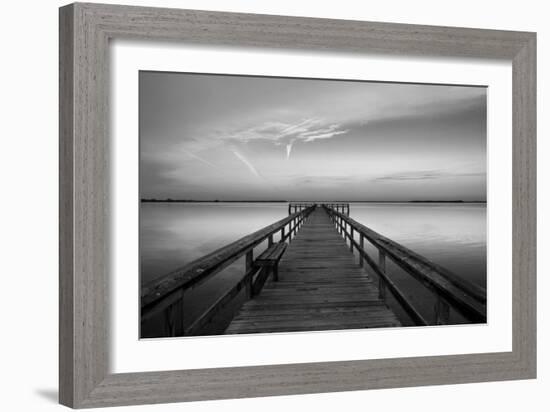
<box><xmin>59</xmin><ymin>2</ymin><xmax>536</xmax><ymax>408</ymax></box>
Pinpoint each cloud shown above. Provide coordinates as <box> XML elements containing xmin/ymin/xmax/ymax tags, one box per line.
<box><xmin>175</xmin><ymin>86</ymin><xmax>482</xmax><ymax>163</ymax></box>
<box><xmin>180</xmin><ymin>148</ymin><xmax>220</xmax><ymax>170</ymax></box>
<box><xmin>286</xmin><ymin>144</ymin><xmax>293</xmax><ymax>159</ymax></box>
<box><xmin>217</xmin><ymin>118</ymin><xmax>349</xmax><ymax>159</ymax></box>
<box><xmin>275</xmin><ymin>118</ymin><xmax>319</xmax><ymax>139</ymax></box>
<box><xmin>230</xmin><ymin>148</ymin><xmax>262</xmax><ymax>179</ymax></box>
<box><xmin>373</xmin><ymin>170</ymin><xmax>486</xmax><ymax>182</ymax></box>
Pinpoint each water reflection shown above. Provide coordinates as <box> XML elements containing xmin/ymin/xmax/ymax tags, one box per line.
<box><xmin>350</xmin><ymin>203</ymin><xmax>486</xmax><ymax>288</ymax></box>
<box><xmin>140</xmin><ymin>203</ymin><xmax>288</xmax><ymax>285</ymax></box>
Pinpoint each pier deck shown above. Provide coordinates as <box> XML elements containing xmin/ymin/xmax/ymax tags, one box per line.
<box><xmin>225</xmin><ymin>207</ymin><xmax>401</xmax><ymax>334</ymax></box>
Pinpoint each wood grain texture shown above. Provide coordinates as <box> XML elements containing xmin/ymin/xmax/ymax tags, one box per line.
<box><xmin>225</xmin><ymin>208</ymin><xmax>400</xmax><ymax>334</ymax></box>
<box><xmin>59</xmin><ymin>2</ymin><xmax>536</xmax><ymax>408</ymax></box>
<box><xmin>255</xmin><ymin>242</ymin><xmax>287</xmax><ymax>265</ymax></box>
<box><xmin>59</xmin><ymin>5</ymin><xmax>74</xmax><ymax>406</ymax></box>
<box><xmin>512</xmin><ymin>34</ymin><xmax>537</xmax><ymax>377</ymax></box>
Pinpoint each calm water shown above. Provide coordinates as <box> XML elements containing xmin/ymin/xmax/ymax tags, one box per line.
<box><xmin>140</xmin><ymin>202</ymin><xmax>486</xmax><ymax>335</ymax></box>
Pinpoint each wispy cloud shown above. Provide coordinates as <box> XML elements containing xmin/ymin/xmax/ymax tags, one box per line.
<box><xmin>293</xmin><ymin>175</ymin><xmax>356</xmax><ymax>185</ymax></box>
<box><xmin>218</xmin><ymin>118</ymin><xmax>349</xmax><ymax>159</ymax></box>
<box><xmin>230</xmin><ymin>148</ymin><xmax>262</xmax><ymax>179</ymax></box>
<box><xmin>286</xmin><ymin>144</ymin><xmax>293</xmax><ymax>159</ymax></box>
<box><xmin>180</xmin><ymin>148</ymin><xmax>219</xmax><ymax>170</ymax></box>
<box><xmin>373</xmin><ymin>170</ymin><xmax>486</xmax><ymax>182</ymax></box>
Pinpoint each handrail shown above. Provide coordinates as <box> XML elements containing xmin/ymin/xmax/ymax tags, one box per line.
<box><xmin>323</xmin><ymin>205</ymin><xmax>486</xmax><ymax>324</ymax></box>
<box><xmin>141</xmin><ymin>205</ymin><xmax>316</xmax><ymax>336</ymax></box>
<box><xmin>288</xmin><ymin>202</ymin><xmax>315</xmax><ymax>214</ymax></box>
<box><xmin>324</xmin><ymin>203</ymin><xmax>350</xmax><ymax>216</ymax></box>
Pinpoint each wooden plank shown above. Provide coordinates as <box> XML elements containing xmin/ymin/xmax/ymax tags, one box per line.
<box><xmin>225</xmin><ymin>208</ymin><xmax>400</xmax><ymax>334</ymax></box>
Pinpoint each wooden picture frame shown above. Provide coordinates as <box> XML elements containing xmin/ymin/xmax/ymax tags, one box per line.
<box><xmin>59</xmin><ymin>2</ymin><xmax>536</xmax><ymax>408</ymax></box>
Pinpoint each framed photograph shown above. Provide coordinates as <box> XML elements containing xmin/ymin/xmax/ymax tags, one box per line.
<box><xmin>59</xmin><ymin>2</ymin><xmax>536</xmax><ymax>408</ymax></box>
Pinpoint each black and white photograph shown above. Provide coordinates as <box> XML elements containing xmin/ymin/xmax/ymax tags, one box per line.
<box><xmin>2</xmin><ymin>0</ymin><xmax>544</xmax><ymax>410</ymax></box>
<box><xmin>140</xmin><ymin>72</ymin><xmax>487</xmax><ymax>338</ymax></box>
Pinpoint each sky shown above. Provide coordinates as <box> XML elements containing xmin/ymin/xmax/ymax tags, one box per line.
<box><xmin>140</xmin><ymin>72</ymin><xmax>486</xmax><ymax>201</ymax></box>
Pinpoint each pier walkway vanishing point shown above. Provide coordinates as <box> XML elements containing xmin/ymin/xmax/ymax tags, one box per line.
<box><xmin>141</xmin><ymin>203</ymin><xmax>487</xmax><ymax>337</ymax></box>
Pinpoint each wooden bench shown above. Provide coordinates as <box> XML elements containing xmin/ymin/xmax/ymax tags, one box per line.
<box><xmin>251</xmin><ymin>242</ymin><xmax>287</xmax><ymax>296</ymax></box>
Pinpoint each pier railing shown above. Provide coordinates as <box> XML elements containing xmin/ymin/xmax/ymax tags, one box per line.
<box><xmin>288</xmin><ymin>202</ymin><xmax>315</xmax><ymax>215</ymax></box>
<box><xmin>323</xmin><ymin>205</ymin><xmax>487</xmax><ymax>326</ymax></box>
<box><xmin>323</xmin><ymin>203</ymin><xmax>350</xmax><ymax>216</ymax></box>
<box><xmin>141</xmin><ymin>204</ymin><xmax>316</xmax><ymax>337</ymax></box>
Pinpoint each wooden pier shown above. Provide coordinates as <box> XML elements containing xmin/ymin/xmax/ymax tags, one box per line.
<box><xmin>225</xmin><ymin>207</ymin><xmax>400</xmax><ymax>334</ymax></box>
<box><xmin>141</xmin><ymin>203</ymin><xmax>487</xmax><ymax>337</ymax></box>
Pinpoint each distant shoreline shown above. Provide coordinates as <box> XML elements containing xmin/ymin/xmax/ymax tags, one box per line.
<box><xmin>141</xmin><ymin>199</ymin><xmax>487</xmax><ymax>204</ymax></box>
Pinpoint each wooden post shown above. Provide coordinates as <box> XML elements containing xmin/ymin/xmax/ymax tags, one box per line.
<box><xmin>245</xmin><ymin>250</ymin><xmax>254</xmax><ymax>298</ymax></box>
<box><xmin>164</xmin><ymin>297</ymin><xmax>184</xmax><ymax>337</ymax></box>
<box><xmin>268</xmin><ymin>234</ymin><xmax>274</xmax><ymax>247</ymax></box>
<box><xmin>289</xmin><ymin>221</ymin><xmax>293</xmax><ymax>242</ymax></box>
<box><xmin>378</xmin><ymin>250</ymin><xmax>387</xmax><ymax>301</ymax></box>
<box><xmin>281</xmin><ymin>226</ymin><xmax>285</xmax><ymax>242</ymax></box>
<box><xmin>350</xmin><ymin>227</ymin><xmax>354</xmax><ymax>252</ymax></box>
<box><xmin>163</xmin><ymin>305</ymin><xmax>175</xmax><ymax>337</ymax></box>
<box><xmin>434</xmin><ymin>296</ymin><xmax>450</xmax><ymax>325</ymax></box>
<box><xmin>359</xmin><ymin>235</ymin><xmax>364</xmax><ymax>267</ymax></box>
